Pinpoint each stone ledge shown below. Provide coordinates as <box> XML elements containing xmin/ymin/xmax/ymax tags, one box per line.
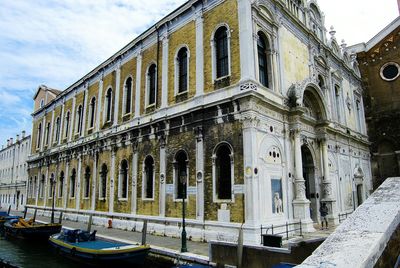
<box><xmin>296</xmin><ymin>177</ymin><xmax>400</xmax><ymax>268</ymax></box>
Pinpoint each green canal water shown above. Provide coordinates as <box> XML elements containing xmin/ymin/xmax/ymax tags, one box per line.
<box><xmin>0</xmin><ymin>235</ymin><xmax>173</xmax><ymax>268</ymax></box>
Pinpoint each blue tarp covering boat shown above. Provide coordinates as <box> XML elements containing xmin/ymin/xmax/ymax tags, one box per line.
<box><xmin>49</xmin><ymin>229</ymin><xmax>150</xmax><ymax>265</ymax></box>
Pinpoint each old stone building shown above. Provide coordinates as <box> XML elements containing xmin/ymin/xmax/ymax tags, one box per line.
<box><xmin>0</xmin><ymin>132</ymin><xmax>31</xmax><ymax>211</ymax></box>
<box><xmin>349</xmin><ymin>16</ymin><xmax>400</xmax><ymax>189</ymax></box>
<box><xmin>27</xmin><ymin>0</ymin><xmax>372</xmax><ymax>244</ymax></box>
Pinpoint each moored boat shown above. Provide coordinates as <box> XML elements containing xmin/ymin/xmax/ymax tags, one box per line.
<box><xmin>3</xmin><ymin>218</ymin><xmax>62</xmax><ymax>240</ymax></box>
<box><xmin>49</xmin><ymin>229</ymin><xmax>150</xmax><ymax>265</ymax></box>
<box><xmin>0</xmin><ymin>212</ymin><xmax>20</xmax><ymax>231</ymax></box>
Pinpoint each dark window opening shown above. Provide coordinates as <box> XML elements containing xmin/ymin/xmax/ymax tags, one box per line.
<box><xmin>125</xmin><ymin>78</ymin><xmax>132</xmax><ymax>114</ymax></box>
<box><xmin>84</xmin><ymin>167</ymin><xmax>90</xmax><ymax>198</ymax></box>
<box><xmin>175</xmin><ymin>151</ymin><xmax>188</xmax><ymax>199</ymax></box>
<box><xmin>216</xmin><ymin>144</ymin><xmax>232</xmax><ymax>199</ymax></box>
<box><xmin>120</xmin><ymin>160</ymin><xmax>128</xmax><ymax>199</ymax></box>
<box><xmin>144</xmin><ymin>156</ymin><xmax>154</xmax><ymax>198</ymax></box>
<box><xmin>177</xmin><ymin>48</ymin><xmax>188</xmax><ymax>93</ymax></box>
<box><xmin>148</xmin><ymin>65</ymin><xmax>156</xmax><ymax>105</ymax></box>
<box><xmin>70</xmin><ymin>169</ymin><xmax>76</xmax><ymax>198</ymax></box>
<box><xmin>106</xmin><ymin>88</ymin><xmax>113</xmax><ymax>122</ymax></box>
<box><xmin>100</xmin><ymin>164</ymin><xmax>108</xmax><ymax>199</ymax></box>
<box><xmin>90</xmin><ymin>97</ymin><xmax>96</xmax><ymax>128</ymax></box>
<box><xmin>257</xmin><ymin>33</ymin><xmax>269</xmax><ymax>87</ymax></box>
<box><xmin>215</xmin><ymin>27</ymin><xmax>229</xmax><ymax>78</ymax></box>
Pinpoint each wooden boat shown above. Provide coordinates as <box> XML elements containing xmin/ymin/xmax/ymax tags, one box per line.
<box><xmin>3</xmin><ymin>218</ymin><xmax>62</xmax><ymax>240</ymax></box>
<box><xmin>0</xmin><ymin>212</ymin><xmax>20</xmax><ymax>230</ymax></box>
<box><xmin>49</xmin><ymin>229</ymin><xmax>150</xmax><ymax>265</ymax></box>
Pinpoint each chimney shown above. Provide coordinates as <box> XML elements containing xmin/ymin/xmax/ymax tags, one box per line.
<box><xmin>22</xmin><ymin>130</ymin><xmax>26</xmax><ymax>139</ymax></box>
<box><xmin>7</xmin><ymin>139</ymin><xmax>9</xmax><ymax>146</ymax></box>
<box><xmin>16</xmin><ymin>134</ymin><xmax>20</xmax><ymax>142</ymax></box>
<box><xmin>10</xmin><ymin>138</ymin><xmax>13</xmax><ymax>145</ymax></box>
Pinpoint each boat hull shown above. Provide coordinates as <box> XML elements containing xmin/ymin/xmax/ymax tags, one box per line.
<box><xmin>3</xmin><ymin>222</ymin><xmax>62</xmax><ymax>240</ymax></box>
<box><xmin>49</xmin><ymin>234</ymin><xmax>150</xmax><ymax>265</ymax></box>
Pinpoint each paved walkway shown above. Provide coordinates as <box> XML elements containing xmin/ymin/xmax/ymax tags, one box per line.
<box><xmin>6</xmin><ymin>209</ymin><xmax>210</xmax><ymax>265</ymax></box>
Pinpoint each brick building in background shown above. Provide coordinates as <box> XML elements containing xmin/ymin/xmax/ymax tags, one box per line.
<box><xmin>27</xmin><ymin>0</ymin><xmax>371</xmax><ymax>244</ymax></box>
<box><xmin>349</xmin><ymin>16</ymin><xmax>400</xmax><ymax>189</ymax></box>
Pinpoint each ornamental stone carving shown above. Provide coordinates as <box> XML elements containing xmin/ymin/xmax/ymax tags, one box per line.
<box><xmin>239</xmin><ymin>82</ymin><xmax>257</xmax><ymax>91</ymax></box>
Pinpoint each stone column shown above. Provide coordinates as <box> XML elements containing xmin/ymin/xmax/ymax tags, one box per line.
<box><xmin>63</xmin><ymin>159</ymin><xmax>69</xmax><ymax>209</ymax></box>
<box><xmin>58</xmin><ymin>101</ymin><xmax>65</xmax><ymax>146</ymax></box>
<box><xmin>69</xmin><ymin>94</ymin><xmax>76</xmax><ymax>141</ymax></box>
<box><xmin>195</xmin><ymin>11</ymin><xmax>204</xmax><ymax>97</ymax></box>
<box><xmin>113</xmin><ymin>62</ymin><xmax>121</xmax><ymax>126</ymax></box>
<box><xmin>195</xmin><ymin>126</ymin><xmax>204</xmax><ymax>221</ymax></box>
<box><xmin>242</xmin><ymin>115</ymin><xmax>260</xmax><ymax>243</ymax></box>
<box><xmin>161</xmin><ymin>34</ymin><xmax>169</xmax><ymax>108</ymax></box>
<box><xmin>49</xmin><ymin>110</ymin><xmax>55</xmax><ymax>146</ymax></box>
<box><xmin>134</xmin><ymin>53</ymin><xmax>142</xmax><ymax>117</ymax></box>
<box><xmin>91</xmin><ymin>151</ymin><xmax>98</xmax><ymax>211</ymax></box>
<box><xmin>319</xmin><ymin>131</ymin><xmax>338</xmax><ymax>224</ymax></box>
<box><xmin>291</xmin><ymin>124</ymin><xmax>314</xmax><ymax>231</ymax></box>
<box><xmin>159</xmin><ymin>136</ymin><xmax>166</xmax><ymax>217</ymax></box>
<box><xmin>76</xmin><ymin>153</ymin><xmax>82</xmax><ymax>211</ymax></box>
<box><xmin>81</xmin><ymin>84</ymin><xmax>89</xmax><ymax>136</ymax></box>
<box><xmin>238</xmin><ymin>0</ymin><xmax>256</xmax><ymax>82</ymax></box>
<box><xmin>44</xmin><ymin>164</ymin><xmax>49</xmax><ymax>208</ymax></box>
<box><xmin>109</xmin><ymin>147</ymin><xmax>116</xmax><ymax>214</ymax></box>
<box><xmin>96</xmin><ymin>77</ymin><xmax>103</xmax><ymax>132</ymax></box>
<box><xmin>131</xmin><ymin>141</ymin><xmax>138</xmax><ymax>215</ymax></box>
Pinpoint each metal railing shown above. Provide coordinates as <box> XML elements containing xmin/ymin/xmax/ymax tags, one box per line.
<box><xmin>260</xmin><ymin>220</ymin><xmax>302</xmax><ymax>243</ymax></box>
<box><xmin>338</xmin><ymin>211</ymin><xmax>352</xmax><ymax>223</ymax></box>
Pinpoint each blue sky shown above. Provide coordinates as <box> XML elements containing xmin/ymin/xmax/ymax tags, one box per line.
<box><xmin>0</xmin><ymin>0</ymin><xmax>398</xmax><ymax>147</ymax></box>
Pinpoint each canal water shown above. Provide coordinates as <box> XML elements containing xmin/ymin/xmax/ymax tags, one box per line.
<box><xmin>0</xmin><ymin>235</ymin><xmax>173</xmax><ymax>268</ymax></box>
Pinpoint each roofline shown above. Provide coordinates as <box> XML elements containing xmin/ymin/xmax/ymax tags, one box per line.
<box><xmin>348</xmin><ymin>16</ymin><xmax>400</xmax><ymax>53</ymax></box>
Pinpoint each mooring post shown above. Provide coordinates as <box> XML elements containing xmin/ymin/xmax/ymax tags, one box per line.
<box><xmin>87</xmin><ymin>214</ymin><xmax>93</xmax><ymax>232</ymax></box>
<box><xmin>23</xmin><ymin>207</ymin><xmax>27</xmax><ymax>219</ymax></box>
<box><xmin>237</xmin><ymin>224</ymin><xmax>244</xmax><ymax>268</ymax></box>
<box><xmin>7</xmin><ymin>205</ymin><xmax>11</xmax><ymax>215</ymax></box>
<box><xmin>59</xmin><ymin>211</ymin><xmax>63</xmax><ymax>224</ymax></box>
<box><xmin>33</xmin><ymin>208</ymin><xmax>37</xmax><ymax>222</ymax></box>
<box><xmin>141</xmin><ymin>220</ymin><xmax>148</xmax><ymax>245</ymax></box>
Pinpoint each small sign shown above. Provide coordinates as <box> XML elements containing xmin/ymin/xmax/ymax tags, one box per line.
<box><xmin>233</xmin><ymin>184</ymin><xmax>244</xmax><ymax>194</ymax></box>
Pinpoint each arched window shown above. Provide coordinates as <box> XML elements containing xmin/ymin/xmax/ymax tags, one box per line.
<box><xmin>89</xmin><ymin>97</ymin><xmax>96</xmax><ymax>129</ymax></box>
<box><xmin>54</xmin><ymin>117</ymin><xmax>61</xmax><ymax>143</ymax></box>
<box><xmin>174</xmin><ymin>151</ymin><xmax>188</xmax><ymax>199</ymax></box>
<box><xmin>124</xmin><ymin>77</ymin><xmax>133</xmax><ymax>114</ymax></box>
<box><xmin>34</xmin><ymin>176</ymin><xmax>38</xmax><ymax>198</ymax></box>
<box><xmin>70</xmin><ymin>168</ymin><xmax>76</xmax><ymax>198</ymax></box>
<box><xmin>318</xmin><ymin>75</ymin><xmax>325</xmax><ymax>89</ymax></box>
<box><xmin>119</xmin><ymin>160</ymin><xmax>128</xmax><ymax>199</ymax></box>
<box><xmin>28</xmin><ymin>177</ymin><xmax>33</xmax><ymax>198</ymax></box>
<box><xmin>215</xmin><ymin>26</ymin><xmax>229</xmax><ymax>78</ymax></box>
<box><xmin>143</xmin><ymin>156</ymin><xmax>154</xmax><ymax>199</ymax></box>
<box><xmin>105</xmin><ymin>88</ymin><xmax>113</xmax><ymax>122</ymax></box>
<box><xmin>45</xmin><ymin>122</ymin><xmax>51</xmax><ymax>145</ymax></box>
<box><xmin>147</xmin><ymin>64</ymin><xmax>157</xmax><ymax>106</ymax></box>
<box><xmin>76</xmin><ymin>105</ymin><xmax>83</xmax><ymax>135</ymax></box>
<box><xmin>99</xmin><ymin>164</ymin><xmax>108</xmax><ymax>199</ymax></box>
<box><xmin>257</xmin><ymin>32</ymin><xmax>270</xmax><ymax>88</ymax></box>
<box><xmin>64</xmin><ymin>111</ymin><xmax>70</xmax><ymax>138</ymax></box>
<box><xmin>59</xmin><ymin>171</ymin><xmax>64</xmax><ymax>198</ymax></box>
<box><xmin>84</xmin><ymin>167</ymin><xmax>90</xmax><ymax>198</ymax></box>
<box><xmin>334</xmin><ymin>85</ymin><xmax>342</xmax><ymax>123</ymax></box>
<box><xmin>214</xmin><ymin>143</ymin><xmax>232</xmax><ymax>200</ymax></box>
<box><xmin>177</xmin><ymin>48</ymin><xmax>188</xmax><ymax>93</ymax></box>
<box><xmin>40</xmin><ymin>175</ymin><xmax>45</xmax><ymax>198</ymax></box>
<box><xmin>37</xmin><ymin>123</ymin><xmax>42</xmax><ymax>148</ymax></box>
<box><xmin>49</xmin><ymin>173</ymin><xmax>55</xmax><ymax>198</ymax></box>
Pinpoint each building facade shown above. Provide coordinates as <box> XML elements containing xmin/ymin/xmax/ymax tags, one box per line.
<box><xmin>349</xmin><ymin>16</ymin><xmax>400</xmax><ymax>189</ymax></box>
<box><xmin>0</xmin><ymin>132</ymin><xmax>31</xmax><ymax>211</ymax></box>
<box><xmin>27</xmin><ymin>0</ymin><xmax>372</xmax><ymax>244</ymax></box>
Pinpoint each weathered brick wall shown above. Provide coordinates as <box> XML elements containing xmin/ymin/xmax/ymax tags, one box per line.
<box><xmin>140</xmin><ymin>42</ymin><xmax>163</xmax><ymax>115</ymax></box>
<box><xmin>118</xmin><ymin>57</ymin><xmax>137</xmax><ymax>122</ymax></box>
<box><xmin>203</xmin><ymin>0</ymin><xmax>241</xmax><ymax>93</ymax></box>
<box><xmin>167</xmin><ymin>20</ymin><xmax>197</xmax><ymax>105</ymax></box>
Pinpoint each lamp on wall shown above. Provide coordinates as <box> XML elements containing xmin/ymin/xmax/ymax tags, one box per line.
<box><xmin>180</xmin><ymin>170</ymin><xmax>187</xmax><ymax>253</ymax></box>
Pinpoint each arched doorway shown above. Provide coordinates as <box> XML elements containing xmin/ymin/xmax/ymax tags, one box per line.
<box><xmin>301</xmin><ymin>145</ymin><xmax>317</xmax><ymax>222</ymax></box>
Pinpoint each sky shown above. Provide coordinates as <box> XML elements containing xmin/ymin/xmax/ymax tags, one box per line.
<box><xmin>0</xmin><ymin>0</ymin><xmax>398</xmax><ymax>147</ymax></box>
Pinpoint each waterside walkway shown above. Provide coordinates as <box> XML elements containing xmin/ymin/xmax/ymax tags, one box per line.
<box><xmin>7</xmin><ymin>209</ymin><xmax>211</xmax><ymax>266</ymax></box>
